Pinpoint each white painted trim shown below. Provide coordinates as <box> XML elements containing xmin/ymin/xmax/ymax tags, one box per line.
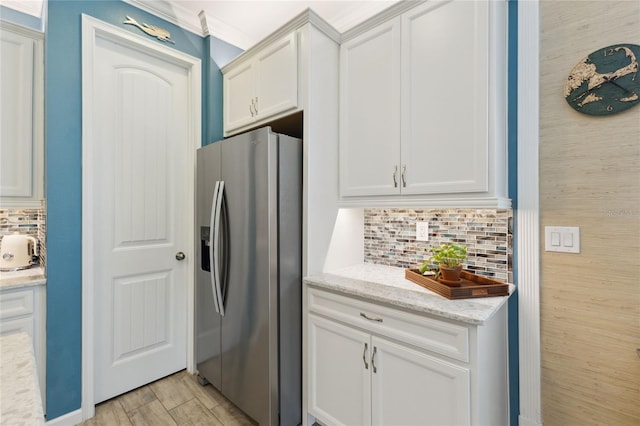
<box><xmin>81</xmin><ymin>14</ymin><xmax>200</xmax><ymax>422</ymax></box>
<box><xmin>45</xmin><ymin>409</ymin><xmax>82</xmax><ymax>426</ymax></box>
<box><xmin>340</xmin><ymin>0</ymin><xmax>428</xmax><ymax>42</ymax></box>
<box><xmin>337</xmin><ymin>195</ymin><xmax>512</xmax><ymax>209</ymax></box>
<box><xmin>517</xmin><ymin>2</ymin><xmax>542</xmax><ymax>426</ymax></box>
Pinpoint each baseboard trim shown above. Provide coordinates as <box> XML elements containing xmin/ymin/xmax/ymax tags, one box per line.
<box><xmin>519</xmin><ymin>415</ymin><xmax>543</xmax><ymax>426</ymax></box>
<box><xmin>46</xmin><ymin>409</ymin><xmax>83</xmax><ymax>426</ymax></box>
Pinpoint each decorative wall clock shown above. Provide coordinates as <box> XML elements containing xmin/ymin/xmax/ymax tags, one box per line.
<box><xmin>564</xmin><ymin>43</ymin><xmax>640</xmax><ymax>116</ymax></box>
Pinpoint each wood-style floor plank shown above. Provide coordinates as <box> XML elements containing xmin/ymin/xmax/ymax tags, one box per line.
<box><xmin>116</xmin><ymin>385</ymin><xmax>157</xmax><ymax>413</ymax></box>
<box><xmin>179</xmin><ymin>372</ymin><xmax>222</xmax><ymax>410</ymax></box>
<box><xmin>168</xmin><ymin>398</ymin><xmax>224</xmax><ymax>426</ymax></box>
<box><xmin>210</xmin><ymin>399</ymin><xmax>257</xmax><ymax>426</ymax></box>
<box><xmin>81</xmin><ymin>399</ymin><xmax>132</xmax><ymax>426</ymax></box>
<box><xmin>149</xmin><ymin>371</ymin><xmax>196</xmax><ymax>411</ymax></box>
<box><xmin>128</xmin><ymin>400</ymin><xmax>178</xmax><ymax>426</ymax></box>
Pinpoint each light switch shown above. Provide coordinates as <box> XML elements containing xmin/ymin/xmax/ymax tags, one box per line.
<box><xmin>562</xmin><ymin>232</ymin><xmax>573</xmax><ymax>247</ymax></box>
<box><xmin>545</xmin><ymin>226</ymin><xmax>580</xmax><ymax>253</ymax></box>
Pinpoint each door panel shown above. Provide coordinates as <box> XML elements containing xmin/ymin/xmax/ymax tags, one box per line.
<box><xmin>371</xmin><ymin>336</ymin><xmax>471</xmax><ymax>426</ymax></box>
<box><xmin>339</xmin><ymin>18</ymin><xmax>401</xmax><ymax>197</ymax></box>
<box><xmin>195</xmin><ymin>143</ymin><xmax>222</xmax><ymax>388</ymax></box>
<box><xmin>219</xmin><ymin>129</ymin><xmax>277</xmax><ymax>425</ymax></box>
<box><xmin>0</xmin><ymin>27</ymin><xmax>35</xmax><ymax>198</ymax></box>
<box><xmin>256</xmin><ymin>32</ymin><xmax>298</xmax><ymax>119</ymax></box>
<box><xmin>91</xmin><ymin>34</ymin><xmax>189</xmax><ymax>403</ymax></box>
<box><xmin>401</xmin><ymin>0</ymin><xmax>488</xmax><ymax>194</ymax></box>
<box><xmin>223</xmin><ymin>62</ymin><xmax>256</xmax><ymax>132</ymax></box>
<box><xmin>112</xmin><ymin>272</ymin><xmax>170</xmax><ymax>361</ymax></box>
<box><xmin>308</xmin><ymin>315</ymin><xmax>371</xmax><ymax>426</ymax></box>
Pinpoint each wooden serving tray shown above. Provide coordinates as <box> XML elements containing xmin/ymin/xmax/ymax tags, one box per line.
<box><xmin>405</xmin><ymin>269</ymin><xmax>509</xmax><ymax>300</ymax></box>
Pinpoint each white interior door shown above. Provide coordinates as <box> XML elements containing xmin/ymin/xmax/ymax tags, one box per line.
<box><xmin>85</xmin><ymin>22</ymin><xmax>194</xmax><ymax>404</ymax></box>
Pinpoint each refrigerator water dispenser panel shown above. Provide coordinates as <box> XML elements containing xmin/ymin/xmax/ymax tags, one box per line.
<box><xmin>200</xmin><ymin>226</ymin><xmax>211</xmax><ymax>272</ymax></box>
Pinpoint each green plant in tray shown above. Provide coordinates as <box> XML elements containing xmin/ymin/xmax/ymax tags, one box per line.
<box><xmin>419</xmin><ymin>243</ymin><xmax>468</xmax><ymax>276</ymax></box>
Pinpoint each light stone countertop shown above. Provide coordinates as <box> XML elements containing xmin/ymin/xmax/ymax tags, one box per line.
<box><xmin>0</xmin><ymin>332</ymin><xmax>44</xmax><ymax>425</ymax></box>
<box><xmin>304</xmin><ymin>263</ymin><xmax>514</xmax><ymax>325</ymax></box>
<box><xmin>0</xmin><ymin>267</ymin><xmax>46</xmax><ymax>291</ymax></box>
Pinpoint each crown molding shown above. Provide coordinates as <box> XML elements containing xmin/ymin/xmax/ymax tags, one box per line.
<box><xmin>330</xmin><ymin>0</ymin><xmax>397</xmax><ymax>33</ymax></box>
<box><xmin>221</xmin><ymin>8</ymin><xmax>340</xmax><ymax>72</ymax></box>
<box><xmin>340</xmin><ymin>0</ymin><xmax>427</xmax><ymax>42</ymax></box>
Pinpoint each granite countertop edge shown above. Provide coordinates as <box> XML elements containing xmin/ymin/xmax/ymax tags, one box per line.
<box><xmin>0</xmin><ymin>331</ymin><xmax>45</xmax><ymax>425</ymax></box>
<box><xmin>304</xmin><ymin>264</ymin><xmax>514</xmax><ymax>325</ymax></box>
<box><xmin>0</xmin><ymin>268</ymin><xmax>46</xmax><ymax>291</ymax></box>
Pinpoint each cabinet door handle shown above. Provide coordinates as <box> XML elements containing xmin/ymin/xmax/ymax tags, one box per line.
<box><xmin>372</xmin><ymin>346</ymin><xmax>378</xmax><ymax>373</ymax></box>
<box><xmin>401</xmin><ymin>165</ymin><xmax>407</xmax><ymax>188</ymax></box>
<box><xmin>249</xmin><ymin>102</ymin><xmax>254</xmax><ymax>117</ymax></box>
<box><xmin>393</xmin><ymin>165</ymin><xmax>398</xmax><ymax>188</ymax></box>
<box><xmin>363</xmin><ymin>342</ymin><xmax>369</xmax><ymax>369</ymax></box>
<box><xmin>254</xmin><ymin>97</ymin><xmax>259</xmax><ymax>114</ymax></box>
<box><xmin>360</xmin><ymin>312</ymin><xmax>383</xmax><ymax>322</ymax></box>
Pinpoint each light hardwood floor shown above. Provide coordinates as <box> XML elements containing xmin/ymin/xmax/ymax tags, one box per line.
<box><xmin>78</xmin><ymin>370</ymin><xmax>256</xmax><ymax>425</ymax></box>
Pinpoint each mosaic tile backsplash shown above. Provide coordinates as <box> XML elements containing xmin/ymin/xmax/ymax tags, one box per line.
<box><xmin>364</xmin><ymin>208</ymin><xmax>512</xmax><ymax>283</ymax></box>
<box><xmin>0</xmin><ymin>206</ymin><xmax>46</xmax><ymax>268</ymax></box>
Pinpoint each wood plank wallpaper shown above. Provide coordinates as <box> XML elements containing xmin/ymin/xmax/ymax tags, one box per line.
<box><xmin>540</xmin><ymin>2</ymin><xmax>640</xmax><ymax>425</ymax></box>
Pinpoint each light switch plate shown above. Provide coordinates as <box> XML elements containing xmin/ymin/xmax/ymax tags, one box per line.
<box><xmin>416</xmin><ymin>221</ymin><xmax>429</xmax><ymax>241</ymax></box>
<box><xmin>545</xmin><ymin>226</ymin><xmax>580</xmax><ymax>253</ymax></box>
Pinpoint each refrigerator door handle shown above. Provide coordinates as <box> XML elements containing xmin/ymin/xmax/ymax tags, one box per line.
<box><xmin>210</xmin><ymin>180</ymin><xmax>226</xmax><ymax>316</ymax></box>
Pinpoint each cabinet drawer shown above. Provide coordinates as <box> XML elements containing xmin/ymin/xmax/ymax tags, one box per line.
<box><xmin>308</xmin><ymin>287</ymin><xmax>469</xmax><ymax>362</ymax></box>
<box><xmin>0</xmin><ymin>289</ymin><xmax>34</xmax><ymax>320</ymax></box>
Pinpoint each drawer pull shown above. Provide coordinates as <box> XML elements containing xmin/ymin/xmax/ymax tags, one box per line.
<box><xmin>363</xmin><ymin>342</ymin><xmax>369</xmax><ymax>369</ymax></box>
<box><xmin>360</xmin><ymin>312</ymin><xmax>383</xmax><ymax>322</ymax></box>
<box><xmin>372</xmin><ymin>346</ymin><xmax>378</xmax><ymax>373</ymax></box>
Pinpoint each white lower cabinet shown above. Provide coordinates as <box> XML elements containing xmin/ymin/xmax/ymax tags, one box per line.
<box><xmin>309</xmin><ymin>315</ymin><xmax>371</xmax><ymax>426</ymax></box>
<box><xmin>306</xmin><ymin>287</ymin><xmax>508</xmax><ymax>426</ymax></box>
<box><xmin>308</xmin><ymin>314</ymin><xmax>470</xmax><ymax>426</ymax></box>
<box><xmin>371</xmin><ymin>336</ymin><xmax>470</xmax><ymax>426</ymax></box>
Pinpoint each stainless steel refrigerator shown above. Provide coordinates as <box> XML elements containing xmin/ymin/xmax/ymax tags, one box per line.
<box><xmin>195</xmin><ymin>127</ymin><xmax>302</xmax><ymax>426</ymax></box>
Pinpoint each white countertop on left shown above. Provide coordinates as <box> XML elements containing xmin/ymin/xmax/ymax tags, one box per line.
<box><xmin>0</xmin><ymin>331</ymin><xmax>44</xmax><ymax>425</ymax></box>
<box><xmin>304</xmin><ymin>263</ymin><xmax>514</xmax><ymax>325</ymax></box>
<box><xmin>0</xmin><ymin>267</ymin><xmax>46</xmax><ymax>291</ymax></box>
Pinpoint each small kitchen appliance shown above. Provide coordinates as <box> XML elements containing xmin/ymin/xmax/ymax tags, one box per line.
<box><xmin>0</xmin><ymin>234</ymin><xmax>38</xmax><ymax>271</ymax></box>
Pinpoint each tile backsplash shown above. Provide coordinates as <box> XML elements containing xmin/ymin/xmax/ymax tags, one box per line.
<box><xmin>364</xmin><ymin>208</ymin><xmax>512</xmax><ymax>283</ymax></box>
<box><xmin>0</xmin><ymin>205</ymin><xmax>47</xmax><ymax>268</ymax></box>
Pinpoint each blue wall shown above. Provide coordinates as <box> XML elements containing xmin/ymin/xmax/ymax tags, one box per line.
<box><xmin>45</xmin><ymin>0</ymin><xmax>238</xmax><ymax>419</ymax></box>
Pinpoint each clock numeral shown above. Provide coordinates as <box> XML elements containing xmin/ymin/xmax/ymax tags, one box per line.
<box><xmin>603</xmin><ymin>48</ymin><xmax>616</xmax><ymax>57</ymax></box>
<box><xmin>607</xmin><ymin>105</ymin><xmax>614</xmax><ymax>111</ymax></box>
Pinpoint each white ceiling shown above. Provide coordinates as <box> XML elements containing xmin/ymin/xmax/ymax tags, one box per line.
<box><xmin>1</xmin><ymin>1</ymin><xmax>399</xmax><ymax>50</ymax></box>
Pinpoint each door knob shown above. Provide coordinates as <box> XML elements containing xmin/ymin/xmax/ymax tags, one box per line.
<box><xmin>175</xmin><ymin>252</ymin><xmax>186</xmax><ymax>261</ymax></box>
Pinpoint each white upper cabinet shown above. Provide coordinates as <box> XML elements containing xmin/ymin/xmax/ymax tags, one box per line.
<box><xmin>401</xmin><ymin>1</ymin><xmax>488</xmax><ymax>195</ymax></box>
<box><xmin>339</xmin><ymin>0</ymin><xmax>509</xmax><ymax>208</ymax></box>
<box><xmin>223</xmin><ymin>32</ymin><xmax>298</xmax><ymax>135</ymax></box>
<box><xmin>0</xmin><ymin>21</ymin><xmax>44</xmax><ymax>207</ymax></box>
<box><xmin>340</xmin><ymin>18</ymin><xmax>401</xmax><ymax>196</ymax></box>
